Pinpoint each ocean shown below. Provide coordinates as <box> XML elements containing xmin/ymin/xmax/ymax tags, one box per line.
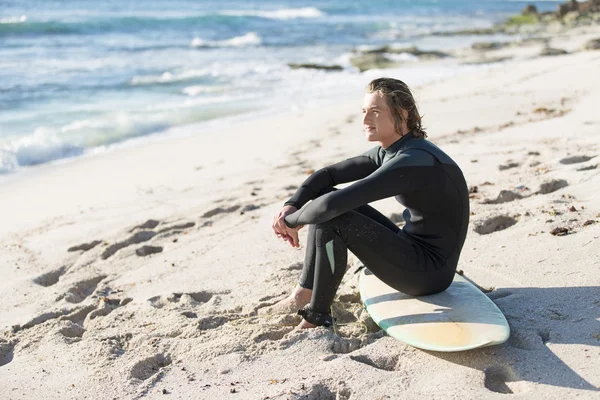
<box><xmin>0</xmin><ymin>0</ymin><xmax>562</xmax><ymax>173</ymax></box>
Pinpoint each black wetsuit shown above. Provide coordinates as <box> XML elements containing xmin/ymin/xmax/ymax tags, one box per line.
<box><xmin>284</xmin><ymin>131</ymin><xmax>470</xmax><ymax>314</ymax></box>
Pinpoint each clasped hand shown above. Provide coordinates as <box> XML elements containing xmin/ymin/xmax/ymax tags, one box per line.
<box><xmin>272</xmin><ymin>205</ymin><xmax>304</xmax><ymax>248</ymax></box>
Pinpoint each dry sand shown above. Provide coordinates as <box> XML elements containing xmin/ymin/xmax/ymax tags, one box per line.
<box><xmin>1</xmin><ymin>26</ymin><xmax>599</xmax><ymax>400</ymax></box>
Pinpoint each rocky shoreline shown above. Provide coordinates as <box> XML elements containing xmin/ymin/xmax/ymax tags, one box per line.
<box><xmin>290</xmin><ymin>0</ymin><xmax>600</xmax><ymax>73</ymax></box>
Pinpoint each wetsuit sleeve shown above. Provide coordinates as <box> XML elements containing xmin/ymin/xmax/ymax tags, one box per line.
<box><xmin>284</xmin><ymin>150</ymin><xmax>436</xmax><ymax>228</ymax></box>
<box><xmin>284</xmin><ymin>146</ymin><xmax>381</xmax><ymax>209</ymax></box>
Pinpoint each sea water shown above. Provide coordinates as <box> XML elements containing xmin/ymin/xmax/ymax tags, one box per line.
<box><xmin>0</xmin><ymin>0</ymin><xmax>561</xmax><ymax>173</ymax></box>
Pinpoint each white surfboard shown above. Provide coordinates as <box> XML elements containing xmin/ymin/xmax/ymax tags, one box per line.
<box><xmin>359</xmin><ymin>268</ymin><xmax>510</xmax><ymax>352</ymax></box>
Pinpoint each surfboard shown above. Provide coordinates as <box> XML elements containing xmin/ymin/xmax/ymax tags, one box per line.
<box><xmin>358</xmin><ymin>268</ymin><xmax>510</xmax><ymax>352</ymax></box>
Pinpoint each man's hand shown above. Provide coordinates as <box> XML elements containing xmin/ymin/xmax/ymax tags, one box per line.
<box><xmin>272</xmin><ymin>205</ymin><xmax>303</xmax><ymax>248</ymax></box>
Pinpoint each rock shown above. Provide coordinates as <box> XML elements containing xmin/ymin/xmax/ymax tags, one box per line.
<box><xmin>583</xmin><ymin>38</ymin><xmax>600</xmax><ymax>50</ymax></box>
<box><xmin>359</xmin><ymin>45</ymin><xmax>393</xmax><ymax>54</ymax></box>
<box><xmin>288</xmin><ymin>63</ymin><xmax>343</xmax><ymax>71</ymax></box>
<box><xmin>388</xmin><ymin>46</ymin><xmax>448</xmax><ymax>58</ymax></box>
<box><xmin>504</xmin><ymin>14</ymin><xmax>539</xmax><ymax>27</ymax></box>
<box><xmin>463</xmin><ymin>56</ymin><xmax>512</xmax><ymax>65</ymax></box>
<box><xmin>472</xmin><ymin>42</ymin><xmax>505</xmax><ymax>51</ymax></box>
<box><xmin>557</xmin><ymin>0</ymin><xmax>579</xmax><ymax>18</ymax></box>
<box><xmin>355</xmin><ymin>45</ymin><xmax>449</xmax><ymax>59</ymax></box>
<box><xmin>522</xmin><ymin>5</ymin><xmax>538</xmax><ymax>15</ymax></box>
<box><xmin>431</xmin><ymin>28</ymin><xmax>500</xmax><ymax>36</ymax></box>
<box><xmin>540</xmin><ymin>47</ymin><xmax>568</xmax><ymax>56</ymax></box>
<box><xmin>350</xmin><ymin>53</ymin><xmax>402</xmax><ymax>72</ymax></box>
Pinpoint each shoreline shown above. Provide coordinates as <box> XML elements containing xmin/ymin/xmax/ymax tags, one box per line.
<box><xmin>3</xmin><ymin>3</ymin><xmax>598</xmax><ymax>176</ymax></box>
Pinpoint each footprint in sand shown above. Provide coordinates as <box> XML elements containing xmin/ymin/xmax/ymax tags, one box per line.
<box><xmin>559</xmin><ymin>155</ymin><xmax>595</xmax><ymax>165</ymax></box>
<box><xmin>58</xmin><ymin>320</ymin><xmax>86</xmax><ymax>340</ymax></box>
<box><xmin>56</xmin><ymin>297</ymin><xmax>132</xmax><ymax>342</ymax></box>
<box><xmin>239</xmin><ymin>204</ymin><xmax>263</xmax><ymax>215</ymax></box>
<box><xmin>482</xmin><ymin>190</ymin><xmax>524</xmax><ymax>205</ymax></box>
<box><xmin>60</xmin><ymin>304</ymin><xmax>97</xmax><ymax>326</ymax></box>
<box><xmin>33</xmin><ymin>265</ymin><xmax>67</xmax><ymax>287</ymax></box>
<box><xmin>156</xmin><ymin>222</ymin><xmax>195</xmax><ymax>236</ymax></box>
<box><xmin>148</xmin><ymin>290</ymin><xmax>229</xmax><ymax>309</ymax></box>
<box><xmin>508</xmin><ymin>328</ymin><xmax>550</xmax><ymax>351</ymax></box>
<box><xmin>483</xmin><ymin>365</ymin><xmax>520</xmax><ymax>394</ymax></box>
<box><xmin>498</xmin><ymin>162</ymin><xmax>520</xmax><ymax>171</ymax></box>
<box><xmin>330</xmin><ymin>332</ymin><xmax>384</xmax><ymax>354</ymax></box>
<box><xmin>98</xmin><ymin>333</ymin><xmax>133</xmax><ymax>360</ymax></box>
<box><xmin>197</xmin><ymin>315</ymin><xmax>230</xmax><ymax>330</ymax></box>
<box><xmin>300</xmin><ymin>383</ymin><xmax>338</xmax><ymax>400</ymax></box>
<box><xmin>253</xmin><ymin>326</ymin><xmax>294</xmax><ymax>343</ymax></box>
<box><xmin>87</xmin><ymin>297</ymin><xmax>133</xmax><ymax>320</ymax></box>
<box><xmin>536</xmin><ymin>179</ymin><xmax>568</xmax><ymax>195</ymax></box>
<box><xmin>67</xmin><ymin>240</ymin><xmax>102</xmax><ymax>253</ymax></box>
<box><xmin>538</xmin><ymin>328</ymin><xmax>551</xmax><ymax>345</ymax></box>
<box><xmin>349</xmin><ymin>353</ymin><xmax>400</xmax><ymax>371</ymax></box>
<box><xmin>130</xmin><ymin>219</ymin><xmax>160</xmax><ymax>232</ymax></box>
<box><xmin>201</xmin><ymin>205</ymin><xmax>240</xmax><ymax>218</ymax></box>
<box><xmin>129</xmin><ymin>353</ymin><xmax>172</xmax><ymax>382</ymax></box>
<box><xmin>101</xmin><ymin>231</ymin><xmax>156</xmax><ymax>259</ymax></box>
<box><xmin>487</xmin><ymin>289</ymin><xmax>513</xmax><ymax>301</ymax></box>
<box><xmin>577</xmin><ymin>164</ymin><xmax>597</xmax><ymax>171</ymax></box>
<box><xmin>57</xmin><ymin>275</ymin><xmax>107</xmax><ymax>304</ymax></box>
<box><xmin>473</xmin><ymin>215</ymin><xmax>518</xmax><ymax>235</ymax></box>
<box><xmin>0</xmin><ymin>340</ymin><xmax>15</xmax><ymax>367</ymax></box>
<box><xmin>11</xmin><ymin>303</ymin><xmax>103</xmax><ymax>334</ymax></box>
<box><xmin>136</xmin><ymin>245</ymin><xmax>163</xmax><ymax>257</ymax></box>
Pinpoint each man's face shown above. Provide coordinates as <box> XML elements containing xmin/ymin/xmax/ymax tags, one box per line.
<box><xmin>362</xmin><ymin>92</ymin><xmax>397</xmax><ymax>145</ymax></box>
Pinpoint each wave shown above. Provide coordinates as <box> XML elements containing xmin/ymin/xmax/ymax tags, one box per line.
<box><xmin>129</xmin><ymin>69</ymin><xmax>211</xmax><ymax>85</ymax></box>
<box><xmin>0</xmin><ymin>100</ymin><xmax>256</xmax><ymax>172</ymax></box>
<box><xmin>190</xmin><ymin>32</ymin><xmax>261</xmax><ymax>48</ymax></box>
<box><xmin>219</xmin><ymin>7</ymin><xmax>325</xmax><ymax>20</ymax></box>
<box><xmin>0</xmin><ymin>8</ymin><xmax>322</xmax><ymax>37</ymax></box>
<box><xmin>181</xmin><ymin>85</ymin><xmax>227</xmax><ymax>96</ymax></box>
<box><xmin>0</xmin><ymin>114</ymin><xmax>172</xmax><ymax>171</ymax></box>
<box><xmin>129</xmin><ymin>61</ymin><xmax>282</xmax><ymax>87</ymax></box>
<box><xmin>0</xmin><ymin>128</ymin><xmax>84</xmax><ymax>172</ymax></box>
<box><xmin>0</xmin><ymin>15</ymin><xmax>27</xmax><ymax>24</ymax></box>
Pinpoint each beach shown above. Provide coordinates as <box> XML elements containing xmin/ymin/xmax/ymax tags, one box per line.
<box><xmin>2</xmin><ymin>2</ymin><xmax>600</xmax><ymax>399</ymax></box>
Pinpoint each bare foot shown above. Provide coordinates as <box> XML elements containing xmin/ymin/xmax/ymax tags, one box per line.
<box><xmin>259</xmin><ymin>285</ymin><xmax>312</xmax><ymax>315</ymax></box>
<box><xmin>298</xmin><ymin>319</ymin><xmax>317</xmax><ymax>329</ymax></box>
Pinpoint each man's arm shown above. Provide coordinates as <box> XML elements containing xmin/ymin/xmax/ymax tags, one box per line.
<box><xmin>284</xmin><ymin>150</ymin><xmax>380</xmax><ymax>209</ymax></box>
<box><xmin>284</xmin><ymin>150</ymin><xmax>437</xmax><ymax>228</ymax></box>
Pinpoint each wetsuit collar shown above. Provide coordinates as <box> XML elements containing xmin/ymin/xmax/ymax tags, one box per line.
<box><xmin>382</xmin><ymin>131</ymin><xmax>415</xmax><ymax>157</ymax></box>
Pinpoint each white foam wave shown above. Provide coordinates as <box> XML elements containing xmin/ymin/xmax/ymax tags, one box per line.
<box><xmin>60</xmin><ymin>119</ymin><xmax>105</xmax><ymax>133</ymax></box>
<box><xmin>0</xmin><ymin>15</ymin><xmax>27</xmax><ymax>24</ymax></box>
<box><xmin>131</xmin><ymin>61</ymin><xmax>284</xmax><ymax>87</ymax></box>
<box><xmin>130</xmin><ymin>69</ymin><xmax>210</xmax><ymax>85</ymax></box>
<box><xmin>0</xmin><ymin>128</ymin><xmax>84</xmax><ymax>170</ymax></box>
<box><xmin>190</xmin><ymin>32</ymin><xmax>262</xmax><ymax>48</ymax></box>
<box><xmin>220</xmin><ymin>7</ymin><xmax>324</xmax><ymax>20</ymax></box>
<box><xmin>0</xmin><ymin>150</ymin><xmax>18</xmax><ymax>173</ymax></box>
<box><xmin>181</xmin><ymin>85</ymin><xmax>226</xmax><ymax>96</ymax></box>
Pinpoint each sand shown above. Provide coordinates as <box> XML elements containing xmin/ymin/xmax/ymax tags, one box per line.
<box><xmin>1</xmin><ymin>25</ymin><xmax>599</xmax><ymax>400</ymax></box>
